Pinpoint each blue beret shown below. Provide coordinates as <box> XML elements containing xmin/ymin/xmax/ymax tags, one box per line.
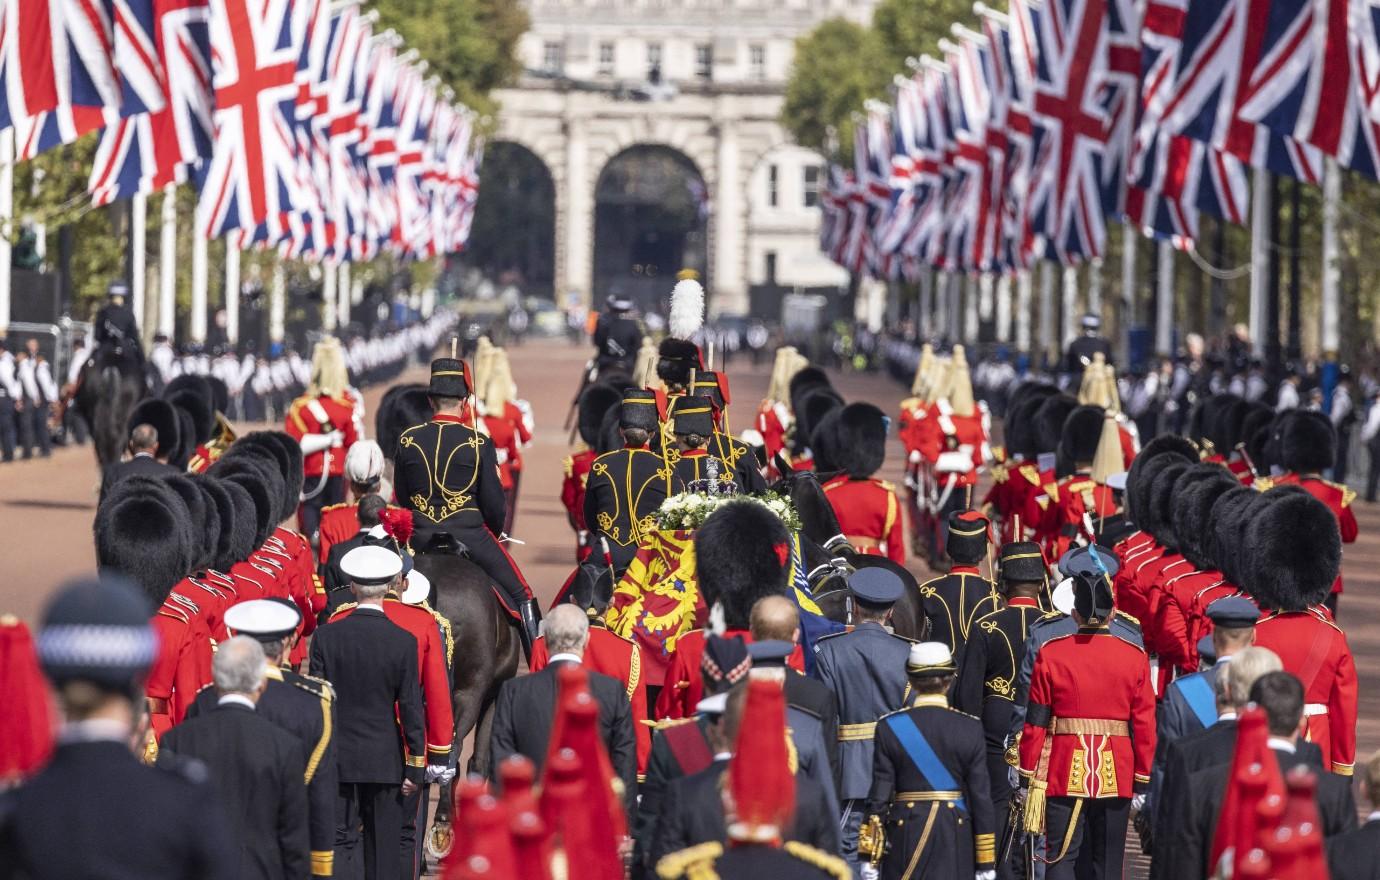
<box><xmin>747</xmin><ymin>640</ymin><xmax>794</xmax><ymax>664</ymax></box>
<box><xmin>1206</xmin><ymin>596</ymin><xmax>1259</xmax><ymax>628</ymax></box>
<box><xmin>847</xmin><ymin>567</ymin><xmax>904</xmax><ymax>605</ymax></box>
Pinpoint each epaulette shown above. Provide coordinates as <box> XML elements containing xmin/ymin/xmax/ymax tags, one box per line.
<box><xmin>1322</xmin><ymin>479</ymin><xmax>1357</xmax><ymax>507</ymax></box>
<box><xmin>329</xmin><ymin>602</ymin><xmax>358</xmax><ymax>619</ymax></box>
<box><xmin>320</xmin><ymin>502</ymin><xmax>349</xmax><ymax>514</ymax></box>
<box><xmin>1254</xmin><ymin>476</ymin><xmax>1275</xmax><ymax>492</ymax></box>
<box><xmin>655</xmin><ymin>841</ymin><xmax>724</xmax><ymax>879</ymax></box>
<box><xmin>945</xmin><ymin>706</ymin><xmax>980</xmax><ymax>721</ymax></box>
<box><xmin>991</xmin><ymin>461</ymin><xmax>1009</xmax><ymax>484</ymax></box>
<box><xmin>1018</xmin><ymin>463</ymin><xmax>1042</xmax><ymax>486</ymax></box>
<box><xmin>1115</xmin><ymin>610</ymin><xmax>1142</xmax><ymax>629</ymax></box>
<box><xmin>814</xmin><ymin>629</ymin><xmax>850</xmax><ymax>643</ymax></box>
<box><xmin>782</xmin><ymin>841</ymin><xmax>852</xmax><ymax>880</ymax></box>
<box><xmin>287</xmin><ymin>670</ymin><xmax>336</xmax><ymax>701</ymax></box>
<box><xmin>876</xmin><ymin>479</ymin><xmax>896</xmax><ymax>493</ymax></box>
<box><xmin>889</xmin><ymin>631</ymin><xmax>920</xmax><ymax>643</ymax></box>
<box><xmin>563</xmin><ymin>455</ymin><xmax>574</xmax><ymax>478</ymax></box>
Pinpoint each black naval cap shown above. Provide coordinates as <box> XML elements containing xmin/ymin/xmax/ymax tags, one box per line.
<box><xmin>37</xmin><ymin>576</ymin><xmax>157</xmax><ymax>692</ymax></box>
<box><xmin>847</xmin><ymin>567</ymin><xmax>904</xmax><ymax>606</ymax></box>
<box><xmin>1206</xmin><ymin>596</ymin><xmax>1260</xmax><ymax>629</ymax></box>
<box><xmin>224</xmin><ymin>598</ymin><xmax>301</xmax><ymax>643</ymax></box>
<box><xmin>1071</xmin><ymin>569</ymin><xmax>1115</xmax><ymax>625</ymax></box>
<box><xmin>428</xmin><ymin>357</ymin><xmax>469</xmax><ymax>398</ymax></box>
<box><xmin>1197</xmin><ymin>635</ymin><xmax>1217</xmax><ymax>666</ymax></box>
<box><xmin>670</xmin><ymin>395</ymin><xmax>715</xmax><ymax>437</ymax></box>
<box><xmin>620</xmin><ymin>388</ymin><xmax>660</xmax><ymax>432</ymax></box>
<box><xmin>747</xmin><ymin>639</ymin><xmax>794</xmax><ymax>667</ymax></box>
<box><xmin>1058</xmin><ymin>543</ymin><xmax>1121</xmax><ymax>580</ymax></box>
<box><xmin>999</xmin><ymin>542</ymin><xmax>1047</xmax><ymax>583</ymax></box>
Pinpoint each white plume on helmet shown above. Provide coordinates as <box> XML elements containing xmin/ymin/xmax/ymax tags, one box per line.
<box><xmin>668</xmin><ymin>278</ymin><xmax>705</xmax><ymax>340</ymax></box>
<box><xmin>344</xmin><ymin>440</ymin><xmax>385</xmax><ymax>484</ymax></box>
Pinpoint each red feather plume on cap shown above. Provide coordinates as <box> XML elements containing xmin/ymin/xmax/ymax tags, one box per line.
<box><xmin>0</xmin><ymin>617</ymin><xmax>53</xmax><ymax>783</ymax></box>
<box><xmin>726</xmin><ymin>672</ymin><xmax>795</xmax><ymax>845</ymax></box>
<box><xmin>380</xmin><ymin>507</ymin><xmax>414</xmax><ymax>548</ymax></box>
<box><xmin>444</xmin><ymin>778</ymin><xmax>517</xmax><ymax>879</ymax></box>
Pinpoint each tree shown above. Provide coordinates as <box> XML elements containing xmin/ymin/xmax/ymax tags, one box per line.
<box><xmin>780</xmin><ymin>19</ymin><xmax>890</xmax><ymax>165</ymax></box>
<box><xmin>870</xmin><ymin>0</ymin><xmax>974</xmax><ymax>73</ymax></box>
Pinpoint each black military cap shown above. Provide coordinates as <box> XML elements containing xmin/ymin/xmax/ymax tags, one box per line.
<box><xmin>847</xmin><ymin>567</ymin><xmax>904</xmax><ymax>606</ymax></box>
<box><xmin>747</xmin><ymin>640</ymin><xmax>793</xmax><ymax>666</ymax></box>
<box><xmin>946</xmin><ymin>510</ymin><xmax>990</xmax><ymax>564</ymax></box>
<box><xmin>1205</xmin><ymin>596</ymin><xmax>1259</xmax><ymax>629</ymax></box>
<box><xmin>1071</xmin><ymin>569</ymin><xmax>1115</xmax><ymax>625</ymax></box>
<box><xmin>620</xmin><ymin>388</ymin><xmax>660</xmax><ymax>432</ymax></box>
<box><xmin>701</xmin><ymin>634</ymin><xmax>751</xmax><ymax>696</ymax></box>
<box><xmin>999</xmin><ymin>542</ymin><xmax>1046</xmax><ymax>584</ymax></box>
<box><xmin>38</xmin><ymin>576</ymin><xmax>156</xmax><ymax>692</ymax></box>
<box><xmin>670</xmin><ymin>395</ymin><xmax>715</xmax><ymax>437</ymax></box>
<box><xmin>691</xmin><ymin>372</ymin><xmax>729</xmax><ymax>409</ymax></box>
<box><xmin>428</xmin><ymin>357</ymin><xmax>469</xmax><ymax>398</ymax></box>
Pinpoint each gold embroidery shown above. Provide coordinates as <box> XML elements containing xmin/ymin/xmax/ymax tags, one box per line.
<box><xmin>1066</xmin><ymin>751</ymin><xmax>1088</xmax><ymax>796</ymax></box>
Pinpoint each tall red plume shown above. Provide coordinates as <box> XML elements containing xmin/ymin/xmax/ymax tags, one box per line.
<box><xmin>444</xmin><ymin>778</ymin><xmax>518</xmax><ymax>879</ymax></box>
<box><xmin>727</xmin><ymin>671</ymin><xmax>795</xmax><ymax>845</ymax></box>
<box><xmin>497</xmin><ymin>755</ymin><xmax>538</xmax><ymax>817</ymax></box>
<box><xmin>1211</xmin><ymin>707</ymin><xmax>1284</xmax><ymax>874</ymax></box>
<box><xmin>509</xmin><ymin>810</ymin><xmax>553</xmax><ymax>880</ymax></box>
<box><xmin>380</xmin><ymin>507</ymin><xmax>414</xmax><ymax>548</ymax></box>
<box><xmin>1267</xmin><ymin>767</ymin><xmax>1328</xmax><ymax>879</ymax></box>
<box><xmin>0</xmin><ymin>617</ymin><xmax>53</xmax><ymax>783</ymax></box>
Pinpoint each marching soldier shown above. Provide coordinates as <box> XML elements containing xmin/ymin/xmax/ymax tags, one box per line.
<box><xmin>1016</xmin><ymin>570</ymin><xmax>1156</xmax><ymax>880</ymax></box>
<box><xmin>285</xmin><ymin>338</ymin><xmax>360</xmax><ymax>542</ymax></box>
<box><xmin>954</xmin><ymin>541</ymin><xmax>1048</xmax><ymax>868</ymax></box>
<box><xmin>691</xmin><ymin>370</ymin><xmax>767</xmax><ymax>494</ymax></box>
<box><xmin>392</xmin><ymin>357</ymin><xmax>542</xmax><ymax>657</ymax></box>
<box><xmin>919</xmin><ymin>511</ymin><xmax>1002</xmax><ymax>656</ymax></box>
<box><xmin>1045</xmin><ymin>407</ymin><xmax>1122</xmax><ymax>560</ymax></box>
<box><xmin>479</xmin><ymin>349</ymin><xmax>531</xmax><ymax>534</ymax></box>
<box><xmin>666</xmin><ymin>396</ymin><xmax>738</xmax><ymax>493</ymax></box>
<box><xmin>583</xmin><ymin>388</ymin><xmax>671</xmax><ymax>577</ymax></box>
<box><xmin>811</xmin><ymin>567</ymin><xmax>916</xmax><ymax>869</ymax></box>
<box><xmin>913</xmin><ymin>346</ymin><xmax>989</xmax><ymax>562</ymax></box>
<box><xmin>752</xmin><ymin>347</ymin><xmax>804</xmax><ymax>479</ymax></box>
<box><xmin>859</xmin><ymin>642</ymin><xmax>997</xmax><ymax>880</ymax></box>
<box><xmin>821</xmin><ymin>403</ymin><xmax>907</xmax><ymax>565</ymax></box>
<box><xmin>186</xmin><ymin>599</ymin><xmax>338</xmax><ymax>878</ymax></box>
<box><xmin>983</xmin><ymin>383</ymin><xmax>1057</xmax><ymax>544</ymax></box>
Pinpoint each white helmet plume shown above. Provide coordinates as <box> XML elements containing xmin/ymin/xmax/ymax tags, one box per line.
<box><xmin>668</xmin><ymin>278</ymin><xmax>705</xmax><ymax>340</ymax></box>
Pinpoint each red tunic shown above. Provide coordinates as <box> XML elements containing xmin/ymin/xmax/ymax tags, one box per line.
<box><xmin>1018</xmin><ymin>627</ymin><xmax>1156</xmax><ymax>798</ymax></box>
<box><xmin>285</xmin><ymin>393</ymin><xmax>360</xmax><ymax>478</ymax></box>
<box><xmin>1253</xmin><ymin>608</ymin><xmax>1357</xmax><ymax>774</ymax></box>
<box><xmin>1262</xmin><ymin>473</ymin><xmax>1357</xmax><ymax>594</ymax></box>
<box><xmin>1153</xmin><ymin>569</ymin><xmax>1225</xmax><ymax>674</ymax></box>
<box><xmin>561</xmin><ymin>448</ymin><xmax>597</xmax><ymax>536</ymax></box>
<box><xmin>914</xmin><ymin>404</ymin><xmax>987</xmax><ymax>489</ymax></box>
<box><xmin>821</xmin><ymin>475</ymin><xmax>906</xmax><ymax>565</ymax></box>
<box><xmin>483</xmin><ymin>402</ymin><xmax>530</xmax><ymax>490</ymax></box>
<box><xmin>755</xmin><ymin>401</ymin><xmax>790</xmax><ymax>475</ymax></box>
<box><xmin>654</xmin><ymin>629</ymin><xmax>806</xmax><ymax>720</ymax></box>
<box><xmin>1045</xmin><ymin>474</ymin><xmax>1118</xmax><ymax>559</ymax></box>
<box><xmin>330</xmin><ymin>599</ymin><xmax>455</xmax><ymax>764</ymax></box>
<box><xmin>531</xmin><ymin>626</ymin><xmax>651</xmax><ymax>775</ymax></box>
<box><xmin>146</xmin><ymin>596</ymin><xmax>213</xmax><ymax>739</ymax></box>
<box><xmin>317</xmin><ymin>502</ymin><xmax>408</xmax><ymax>565</ymax></box>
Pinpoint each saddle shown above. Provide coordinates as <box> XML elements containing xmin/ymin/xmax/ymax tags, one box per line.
<box><xmin>414</xmin><ymin>529</ymin><xmax>471</xmax><ymax>558</ymax></box>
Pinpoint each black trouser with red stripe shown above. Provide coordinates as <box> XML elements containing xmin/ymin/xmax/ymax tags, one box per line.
<box><xmin>424</xmin><ymin>522</ymin><xmax>533</xmax><ymax>611</ymax></box>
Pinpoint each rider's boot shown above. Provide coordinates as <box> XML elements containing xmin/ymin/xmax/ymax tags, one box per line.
<box><xmin>517</xmin><ymin>598</ymin><xmax>543</xmax><ymax>663</ymax></box>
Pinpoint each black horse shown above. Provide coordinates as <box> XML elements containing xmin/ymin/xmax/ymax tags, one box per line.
<box><xmin>73</xmin><ymin>347</ymin><xmax>146</xmax><ymax>469</ymax></box>
<box><xmin>773</xmin><ymin>467</ymin><xmax>929</xmax><ymax>640</ymax></box>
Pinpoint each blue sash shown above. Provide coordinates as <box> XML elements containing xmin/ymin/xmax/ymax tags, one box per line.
<box><xmin>1177</xmin><ymin>673</ymin><xmax>1217</xmax><ymax>730</ymax></box>
<box><xmin>885</xmin><ymin>713</ymin><xmax>967</xmax><ymax>812</ymax></box>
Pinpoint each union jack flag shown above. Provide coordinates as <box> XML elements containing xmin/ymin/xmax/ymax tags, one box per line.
<box><xmin>322</xmin><ymin>5</ymin><xmax>369</xmax><ymax>260</ymax></box>
<box><xmin>196</xmin><ymin>0</ymin><xmax>304</xmax><ymax>241</ymax></box>
<box><xmin>857</xmin><ymin>104</ymin><xmax>894</xmax><ymax>277</ymax></box>
<box><xmin>900</xmin><ymin>67</ymin><xmax>953</xmax><ymax>270</ymax></box>
<box><xmin>1028</xmin><ymin>0</ymin><xmax>1111</xmax><ymax>263</ymax></box>
<box><xmin>942</xmin><ymin>36</ymin><xmax>995</xmax><ymax>273</ymax></box>
<box><xmin>820</xmin><ymin>163</ymin><xmax>850</xmax><ymax>264</ymax></box>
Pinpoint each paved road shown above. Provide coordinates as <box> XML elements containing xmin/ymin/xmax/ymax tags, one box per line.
<box><xmin>2</xmin><ymin>334</ymin><xmax>1377</xmax><ymax>776</ymax></box>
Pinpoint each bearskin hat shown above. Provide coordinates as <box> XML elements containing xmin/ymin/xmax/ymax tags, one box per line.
<box><xmin>1146</xmin><ymin>460</ymin><xmax>1191</xmax><ymax>550</ymax></box>
<box><xmin>1169</xmin><ymin>465</ymin><xmax>1239</xmax><ymax>571</ymax></box>
<box><xmin>205</xmin><ymin>376</ymin><xmax>230</xmax><ymax>415</ymax></box>
<box><xmin>223</xmin><ymin>431</ymin><xmax>301</xmax><ymax>526</ymax></box>
<box><xmin>125</xmin><ymin>398</ymin><xmax>181</xmax><ymax>461</ymax></box>
<box><xmin>809</xmin><ymin>407</ymin><xmax>844</xmax><ymax>474</ymax></box>
<box><xmin>596</xmin><ymin>405</ymin><xmax>624</xmax><ymax>456</ymax></box>
<box><xmin>577</xmin><ymin>383</ymin><xmax>623</xmax><ymax>448</ymax></box>
<box><xmin>192</xmin><ymin>475</ymin><xmax>238</xmax><ymax>572</ymax></box>
<box><xmin>375</xmin><ymin>384</ymin><xmax>433</xmax><ymax>460</ymax></box>
<box><xmin>694</xmin><ymin>499</ymin><xmax>791</xmax><ymax>629</ymax></box>
<box><xmin>1059</xmin><ymin>405</ymin><xmax>1106</xmax><ymax>466</ymax></box>
<box><xmin>655</xmin><ymin>338</ymin><xmax>701</xmax><ymax>387</ymax></box>
<box><xmin>1259</xmin><ymin>411</ymin><xmax>1296</xmax><ymax>473</ymax></box>
<box><xmin>1003</xmin><ymin>385</ymin><xmax>1058</xmax><ymax>458</ymax></box>
<box><xmin>788</xmin><ymin>366</ymin><xmax>832</xmax><ymax>407</ymax></box>
<box><xmin>208</xmin><ymin>457</ymin><xmax>283</xmax><ymax>547</ymax></box>
<box><xmin>1208</xmin><ymin>485</ymin><xmax>1268</xmax><ymax>586</ymax></box>
<box><xmin>1280</xmin><ymin>409</ymin><xmax>1337</xmax><ymax>473</ymax></box>
<box><xmin>1192</xmin><ymin>394</ymin><xmax>1239</xmax><ymax>452</ymax></box>
<box><xmin>1209</xmin><ymin>396</ymin><xmax>1251</xmax><ymax>454</ymax></box>
<box><xmin>168</xmin><ymin>408</ymin><xmax>197</xmax><ymax>470</ymax></box>
<box><xmin>163</xmin><ymin>374</ymin><xmax>214</xmax><ymax>408</ymax></box>
<box><xmin>217</xmin><ymin>479</ymin><xmax>260</xmax><ymax>567</ymax></box>
<box><xmin>1125</xmin><ymin>434</ymin><xmax>1198</xmax><ymax>531</ymax></box>
<box><xmin>166</xmin><ymin>387</ymin><xmax>215</xmax><ymax>446</ymax></box>
<box><xmin>257</xmin><ymin>431</ymin><xmax>304</xmax><ymax>516</ymax></box>
<box><xmin>831</xmin><ymin>403</ymin><xmax>888</xmax><ymax>479</ymax></box>
<box><xmin>161</xmin><ymin>474</ymin><xmax>213</xmax><ymax>571</ymax></box>
<box><xmin>1033</xmin><ymin>394</ymin><xmax>1078</xmax><ymax>458</ymax></box>
<box><xmin>1239</xmin><ymin>403</ymin><xmax>1275</xmax><ymax>464</ymax></box>
<box><xmin>946</xmin><ymin>510</ymin><xmax>990</xmax><ymax>565</ymax></box>
<box><xmin>94</xmin><ymin>477</ymin><xmax>194</xmax><ymax>605</ymax></box>
<box><xmin>1242</xmin><ymin>489</ymin><xmax>1341</xmax><ymax>611</ymax></box>
<box><xmin>793</xmin><ymin>388</ymin><xmax>844</xmax><ymax>456</ymax></box>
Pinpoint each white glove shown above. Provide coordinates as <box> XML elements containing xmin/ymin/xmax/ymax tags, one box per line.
<box><xmin>909</xmin><ymin>449</ymin><xmax>921</xmax><ymax>465</ymax></box>
<box><xmin>299</xmin><ymin>431</ymin><xmax>344</xmax><ymax>455</ymax></box>
<box><xmin>858</xmin><ymin>865</ymin><xmax>879</xmax><ymax>880</ymax></box>
<box><xmin>424</xmin><ymin>764</ymin><xmax>449</xmax><ymax>783</ymax></box>
<box><xmin>1131</xmin><ymin>793</ymin><xmax>1147</xmax><ymax>813</ymax></box>
<box><xmin>976</xmin><ymin>871</ymin><xmax>997</xmax><ymax>880</ymax></box>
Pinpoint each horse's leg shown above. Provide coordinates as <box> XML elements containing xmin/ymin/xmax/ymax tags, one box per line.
<box><xmin>468</xmin><ymin>605</ymin><xmax>521</xmax><ymax>778</ymax></box>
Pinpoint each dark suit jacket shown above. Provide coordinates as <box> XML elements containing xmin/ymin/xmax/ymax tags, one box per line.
<box><xmin>320</xmin><ymin>532</ymin><xmax>369</xmax><ymax>618</ymax></box>
<box><xmin>101</xmin><ymin>454</ymin><xmax>177</xmax><ymax>499</ymax></box>
<box><xmin>648</xmin><ymin>758</ymin><xmax>840</xmax><ymax>867</ymax></box>
<box><xmin>159</xmin><ymin>702</ymin><xmax>308</xmax><ymax>880</ymax></box>
<box><xmin>1327</xmin><ymin>819</ymin><xmax>1380</xmax><ymax>880</ymax></box>
<box><xmin>1165</xmin><ymin>746</ymin><xmax>1357</xmax><ymax>878</ymax></box>
<box><xmin>309</xmin><ymin>607</ymin><xmax>426</xmax><ymax>785</ymax></box>
<box><xmin>783</xmin><ymin>667</ymin><xmax>840</xmax><ymax>786</ymax></box>
<box><xmin>634</xmin><ymin>718</ymin><xmax>715</xmax><ymax>879</ymax></box>
<box><xmin>489</xmin><ymin>660</ymin><xmax>637</xmax><ymax>809</ymax></box>
<box><xmin>0</xmin><ymin>740</ymin><xmax>235</xmax><ymax>880</ymax></box>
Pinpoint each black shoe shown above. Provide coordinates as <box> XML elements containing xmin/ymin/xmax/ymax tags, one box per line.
<box><xmin>517</xmin><ymin>598</ymin><xmax>542</xmax><ymax>663</ymax></box>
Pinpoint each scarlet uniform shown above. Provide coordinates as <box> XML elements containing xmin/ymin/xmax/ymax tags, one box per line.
<box><xmin>286</xmin><ymin>392</ymin><xmax>359</xmax><ymax>481</ymax></box>
<box><xmin>561</xmin><ymin>447</ymin><xmax>597</xmax><ymax>557</ymax></box>
<box><xmin>1044</xmin><ymin>473</ymin><xmax>1118</xmax><ymax>559</ymax></box>
<box><xmin>821</xmin><ymin>474</ymin><xmax>906</xmax><ymax>565</ymax></box>
<box><xmin>483</xmin><ymin>401</ymin><xmax>531</xmax><ymax>489</ymax></box>
<box><xmin>1253</xmin><ymin>608</ymin><xmax>1358</xmax><ymax>774</ymax></box>
<box><xmin>1259</xmin><ymin>474</ymin><xmax>1358</xmax><ymax>595</ymax></box>
<box><xmin>985</xmin><ymin>460</ymin><xmax>1047</xmax><ymax>544</ymax></box>
<box><xmin>146</xmin><ymin>594</ymin><xmax>213</xmax><ymax>739</ymax></box>
<box><xmin>655</xmin><ymin>629</ymin><xmax>805</xmax><ymax>720</ymax></box>
<box><xmin>329</xmin><ymin>596</ymin><xmax>454</xmax><ymax>765</ymax></box>
<box><xmin>1153</xmin><ymin>568</ymin><xmax>1227</xmax><ymax>674</ymax></box>
<box><xmin>915</xmin><ymin>403</ymin><xmax>987</xmax><ymax>490</ymax></box>
<box><xmin>531</xmin><ymin>625</ymin><xmax>651</xmax><ymax>775</ymax></box>
<box><xmin>755</xmin><ymin>400</ymin><xmax>790</xmax><ymax>475</ymax></box>
<box><xmin>317</xmin><ymin>501</ymin><xmax>408</xmax><ymax>564</ymax></box>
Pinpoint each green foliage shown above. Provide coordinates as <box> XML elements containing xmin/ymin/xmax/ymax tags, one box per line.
<box><xmin>781</xmin><ymin>19</ymin><xmax>889</xmax><ymax>165</ymax></box>
<box><xmin>871</xmin><ymin>0</ymin><xmax>974</xmax><ymax>72</ymax></box>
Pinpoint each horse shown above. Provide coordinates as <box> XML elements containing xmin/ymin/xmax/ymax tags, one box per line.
<box><xmin>772</xmin><ymin>466</ymin><xmax>929</xmax><ymax>640</ymax></box>
<box><xmin>73</xmin><ymin>347</ymin><xmax>146</xmax><ymax>469</ymax></box>
<box><xmin>374</xmin><ymin>383</ymin><xmax>433</xmax><ymax>460</ymax></box>
<box><xmin>416</xmin><ymin>549</ymin><xmax>520</xmax><ymax>857</ymax></box>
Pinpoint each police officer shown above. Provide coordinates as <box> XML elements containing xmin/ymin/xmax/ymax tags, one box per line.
<box><xmin>0</xmin><ymin>576</ymin><xmax>235</xmax><ymax>879</ymax></box>
<box><xmin>811</xmin><ymin>567</ymin><xmax>916</xmax><ymax>869</ymax></box>
<box><xmin>392</xmin><ymin>357</ymin><xmax>541</xmax><ymax>657</ymax></box>
<box><xmin>920</xmin><ymin>511</ymin><xmax>1002</xmax><ymax>656</ymax></box>
<box><xmin>583</xmin><ymin>388</ymin><xmax>671</xmax><ymax>576</ymax></box>
<box><xmin>593</xmin><ymin>295</ymin><xmax>642</xmax><ymax>375</ymax></box>
<box><xmin>666</xmin><ymin>396</ymin><xmax>738</xmax><ymax>494</ymax></box>
<box><xmin>954</xmin><ymin>541</ymin><xmax>1049</xmax><ymax>871</ymax></box>
<box><xmin>1062</xmin><ymin>313</ymin><xmax>1112</xmax><ymax>384</ymax></box>
<box><xmin>860</xmin><ymin>642</ymin><xmax>997</xmax><ymax>880</ymax></box>
<box><xmin>93</xmin><ymin>280</ymin><xmax>144</xmax><ymax>365</ymax></box>
<box><xmin>185</xmin><ymin>599</ymin><xmax>338</xmax><ymax>877</ymax></box>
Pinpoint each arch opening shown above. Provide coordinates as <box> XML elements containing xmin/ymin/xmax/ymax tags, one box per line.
<box><xmin>459</xmin><ymin>141</ymin><xmax>556</xmax><ymax>300</ymax></box>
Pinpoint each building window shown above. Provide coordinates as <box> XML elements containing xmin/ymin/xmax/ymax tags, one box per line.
<box><xmin>765</xmin><ymin>252</ymin><xmax>778</xmax><ymax>285</ymax></box>
<box><xmin>749</xmin><ymin>44</ymin><xmax>766</xmax><ymax>81</ymax></box>
<box><xmin>646</xmin><ymin>42</ymin><xmax>663</xmax><ymax>81</ymax></box>
<box><xmin>543</xmin><ymin>41</ymin><xmax>565</xmax><ymax>75</ymax></box>
<box><xmin>695</xmin><ymin>43</ymin><xmax>713</xmax><ymax>80</ymax></box>
<box><xmin>803</xmin><ymin>165</ymin><xmax>820</xmax><ymax>208</ymax></box>
<box><xmin>598</xmin><ymin>42</ymin><xmax>615</xmax><ymax>76</ymax></box>
<box><xmin>767</xmin><ymin>165</ymin><xmax>779</xmax><ymax>208</ymax></box>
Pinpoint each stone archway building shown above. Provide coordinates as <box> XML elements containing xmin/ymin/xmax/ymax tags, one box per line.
<box><xmin>493</xmin><ymin>0</ymin><xmax>865</xmax><ymax>315</ymax></box>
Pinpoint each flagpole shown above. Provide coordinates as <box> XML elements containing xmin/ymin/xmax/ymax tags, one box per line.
<box><xmin>131</xmin><ymin>192</ymin><xmax>148</xmax><ymax>335</ymax></box>
<box><xmin>191</xmin><ymin>231</ymin><xmax>208</xmax><ymax>344</ymax></box>
<box><xmin>0</xmin><ymin>128</ymin><xmax>13</xmax><ymax>335</ymax></box>
<box><xmin>338</xmin><ymin>261</ymin><xmax>352</xmax><ymax>327</ymax></box>
<box><xmin>158</xmin><ymin>184</ymin><xmax>177</xmax><ymax>338</ymax></box>
<box><xmin>323</xmin><ymin>262</ymin><xmax>337</xmax><ymax>332</ymax></box>
<box><xmin>1321</xmin><ymin>158</ymin><xmax>1340</xmax><ymax>358</ymax></box>
<box><xmin>1061</xmin><ymin>265</ymin><xmax>1077</xmax><ymax>348</ymax></box>
<box><xmin>1121</xmin><ymin>224</ymin><xmax>1135</xmax><ymax>365</ymax></box>
<box><xmin>1038</xmin><ymin>260</ymin><xmax>1055</xmax><ymax>364</ymax></box>
<box><xmin>270</xmin><ymin>262</ymin><xmax>286</xmax><ymax>344</ymax></box>
<box><xmin>995</xmin><ymin>274</ymin><xmax>1011</xmax><ymax>343</ymax></box>
<box><xmin>224</xmin><ymin>245</ymin><xmax>240</xmax><ymax>346</ymax></box>
<box><xmin>1248</xmin><ymin>167</ymin><xmax>1270</xmax><ymax>358</ymax></box>
<box><xmin>1015</xmin><ymin>270</ymin><xmax>1032</xmax><ymax>353</ymax></box>
<box><xmin>1156</xmin><ymin>240</ymin><xmax>1174</xmax><ymax>355</ymax></box>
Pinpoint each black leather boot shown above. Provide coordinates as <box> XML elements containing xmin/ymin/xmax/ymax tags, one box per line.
<box><xmin>517</xmin><ymin>598</ymin><xmax>542</xmax><ymax>663</ymax></box>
